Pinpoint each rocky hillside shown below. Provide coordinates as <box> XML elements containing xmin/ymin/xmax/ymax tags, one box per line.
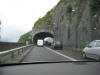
<box><xmin>49</xmin><ymin>0</ymin><xmax>100</xmax><ymax>48</ymax></box>
<box><xmin>19</xmin><ymin>0</ymin><xmax>100</xmax><ymax>49</ymax></box>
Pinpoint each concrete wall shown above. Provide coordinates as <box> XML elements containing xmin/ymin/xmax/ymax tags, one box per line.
<box><xmin>0</xmin><ymin>42</ymin><xmax>25</xmax><ymax>52</ymax></box>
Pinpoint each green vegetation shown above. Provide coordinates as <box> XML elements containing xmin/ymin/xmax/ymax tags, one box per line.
<box><xmin>76</xmin><ymin>47</ymin><xmax>83</xmax><ymax>52</ymax></box>
<box><xmin>33</xmin><ymin>11</ymin><xmax>56</xmax><ymax>29</ymax></box>
<box><xmin>18</xmin><ymin>32</ymin><xmax>30</xmax><ymax>43</ymax></box>
<box><xmin>66</xmin><ymin>4</ymin><xmax>72</xmax><ymax>13</ymax></box>
<box><xmin>89</xmin><ymin>0</ymin><xmax>100</xmax><ymax>10</ymax></box>
<box><xmin>63</xmin><ymin>4</ymin><xmax>72</xmax><ymax>14</ymax></box>
<box><xmin>32</xmin><ymin>0</ymin><xmax>74</xmax><ymax>29</ymax></box>
<box><xmin>64</xmin><ymin>46</ymin><xmax>84</xmax><ymax>52</ymax></box>
<box><xmin>73</xmin><ymin>0</ymin><xmax>79</xmax><ymax>7</ymax></box>
<box><xmin>33</xmin><ymin>11</ymin><xmax>52</xmax><ymax>29</ymax></box>
<box><xmin>76</xmin><ymin>46</ymin><xmax>84</xmax><ymax>51</ymax></box>
<box><xmin>53</xmin><ymin>12</ymin><xmax>57</xmax><ymax>17</ymax></box>
<box><xmin>56</xmin><ymin>0</ymin><xmax>65</xmax><ymax>7</ymax></box>
<box><xmin>56</xmin><ymin>0</ymin><xmax>72</xmax><ymax>7</ymax></box>
<box><xmin>42</xmin><ymin>11</ymin><xmax>52</xmax><ymax>21</ymax></box>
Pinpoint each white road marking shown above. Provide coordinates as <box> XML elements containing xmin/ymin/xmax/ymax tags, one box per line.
<box><xmin>45</xmin><ymin>47</ymin><xmax>77</xmax><ymax>61</ymax></box>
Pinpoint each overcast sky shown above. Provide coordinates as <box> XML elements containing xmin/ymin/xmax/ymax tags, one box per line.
<box><xmin>0</xmin><ymin>0</ymin><xmax>59</xmax><ymax>42</ymax></box>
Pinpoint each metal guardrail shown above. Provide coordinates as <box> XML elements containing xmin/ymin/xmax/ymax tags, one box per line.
<box><xmin>0</xmin><ymin>44</ymin><xmax>33</xmax><ymax>64</ymax></box>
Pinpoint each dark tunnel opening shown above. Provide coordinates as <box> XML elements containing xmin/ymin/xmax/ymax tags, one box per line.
<box><xmin>33</xmin><ymin>32</ymin><xmax>54</xmax><ymax>45</ymax></box>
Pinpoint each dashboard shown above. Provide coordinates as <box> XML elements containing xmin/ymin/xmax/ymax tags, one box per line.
<box><xmin>0</xmin><ymin>61</ymin><xmax>100</xmax><ymax>75</ymax></box>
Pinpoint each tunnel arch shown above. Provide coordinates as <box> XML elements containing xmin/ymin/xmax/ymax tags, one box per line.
<box><xmin>33</xmin><ymin>32</ymin><xmax>54</xmax><ymax>45</ymax></box>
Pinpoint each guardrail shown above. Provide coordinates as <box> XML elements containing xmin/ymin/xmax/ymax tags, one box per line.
<box><xmin>0</xmin><ymin>44</ymin><xmax>33</xmax><ymax>64</ymax></box>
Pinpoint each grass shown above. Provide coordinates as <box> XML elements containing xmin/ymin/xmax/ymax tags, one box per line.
<box><xmin>76</xmin><ymin>48</ymin><xmax>84</xmax><ymax>52</ymax></box>
<box><xmin>64</xmin><ymin>46</ymin><xmax>84</xmax><ymax>52</ymax></box>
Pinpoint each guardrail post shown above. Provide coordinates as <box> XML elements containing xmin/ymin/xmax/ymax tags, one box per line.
<box><xmin>0</xmin><ymin>57</ymin><xmax>2</xmax><ymax>64</ymax></box>
<box><xmin>22</xmin><ymin>48</ymin><xmax>23</xmax><ymax>53</ymax></box>
<box><xmin>18</xmin><ymin>49</ymin><xmax>20</xmax><ymax>55</ymax></box>
<box><xmin>11</xmin><ymin>51</ymin><xmax>15</xmax><ymax>59</ymax></box>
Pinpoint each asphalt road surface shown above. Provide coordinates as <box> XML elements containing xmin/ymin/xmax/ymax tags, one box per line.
<box><xmin>22</xmin><ymin>46</ymin><xmax>93</xmax><ymax>62</ymax></box>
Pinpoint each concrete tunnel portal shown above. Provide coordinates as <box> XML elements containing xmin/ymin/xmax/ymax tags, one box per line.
<box><xmin>33</xmin><ymin>32</ymin><xmax>54</xmax><ymax>45</ymax></box>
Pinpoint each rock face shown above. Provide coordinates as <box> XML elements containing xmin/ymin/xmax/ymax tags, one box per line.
<box><xmin>32</xmin><ymin>0</ymin><xmax>100</xmax><ymax>48</ymax></box>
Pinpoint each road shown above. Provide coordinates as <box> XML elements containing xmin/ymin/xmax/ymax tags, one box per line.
<box><xmin>23</xmin><ymin>46</ymin><xmax>93</xmax><ymax>62</ymax></box>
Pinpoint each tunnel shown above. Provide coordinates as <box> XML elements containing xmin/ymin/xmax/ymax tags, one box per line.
<box><xmin>33</xmin><ymin>32</ymin><xmax>54</xmax><ymax>45</ymax></box>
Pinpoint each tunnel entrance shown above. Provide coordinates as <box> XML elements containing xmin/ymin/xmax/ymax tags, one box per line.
<box><xmin>33</xmin><ymin>32</ymin><xmax>54</xmax><ymax>45</ymax></box>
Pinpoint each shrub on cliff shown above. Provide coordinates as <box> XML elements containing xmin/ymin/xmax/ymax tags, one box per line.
<box><xmin>18</xmin><ymin>32</ymin><xmax>30</xmax><ymax>43</ymax></box>
<box><xmin>66</xmin><ymin>4</ymin><xmax>72</xmax><ymax>13</ymax></box>
<box><xmin>89</xmin><ymin>0</ymin><xmax>100</xmax><ymax>10</ymax></box>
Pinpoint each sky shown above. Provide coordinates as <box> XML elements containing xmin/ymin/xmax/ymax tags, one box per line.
<box><xmin>0</xmin><ymin>0</ymin><xmax>59</xmax><ymax>42</ymax></box>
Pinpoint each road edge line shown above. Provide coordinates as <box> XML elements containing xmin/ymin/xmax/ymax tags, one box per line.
<box><xmin>44</xmin><ymin>46</ymin><xmax>77</xmax><ymax>61</ymax></box>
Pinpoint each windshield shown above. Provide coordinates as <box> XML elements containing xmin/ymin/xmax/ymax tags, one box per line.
<box><xmin>95</xmin><ymin>41</ymin><xmax>100</xmax><ymax>47</ymax></box>
<box><xmin>0</xmin><ymin>0</ymin><xmax>100</xmax><ymax>65</ymax></box>
<box><xmin>55</xmin><ymin>41</ymin><xmax>61</xmax><ymax>44</ymax></box>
